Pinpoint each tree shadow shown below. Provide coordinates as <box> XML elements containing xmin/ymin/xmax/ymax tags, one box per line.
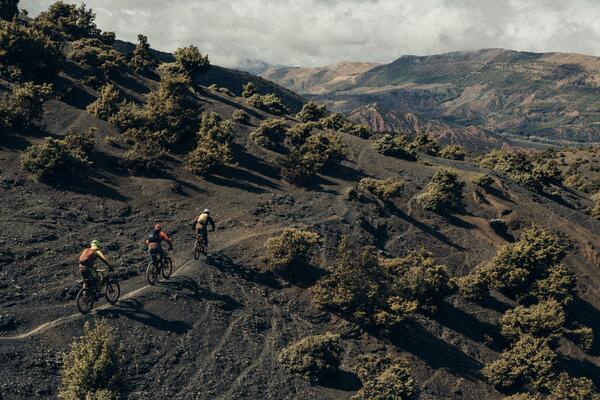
<box><xmin>390</xmin><ymin>320</ymin><xmax>483</xmax><ymax>380</ymax></box>
<box><xmin>446</xmin><ymin>213</ymin><xmax>476</xmax><ymax>229</ymax></box>
<box><xmin>321</xmin><ymin>369</ymin><xmax>362</xmax><ymax>392</ymax></box>
<box><xmin>557</xmin><ymin>355</ymin><xmax>600</xmax><ymax>386</ymax></box>
<box><xmin>568</xmin><ymin>297</ymin><xmax>600</xmax><ymax>356</ymax></box>
<box><xmin>158</xmin><ymin>275</ymin><xmax>242</xmax><ymax>311</ymax></box>
<box><xmin>278</xmin><ymin>263</ymin><xmax>327</xmax><ymax>289</ymax></box>
<box><xmin>434</xmin><ymin>302</ymin><xmax>504</xmax><ymax>350</ymax></box>
<box><xmin>206</xmin><ymin>253</ymin><xmax>283</xmax><ymax>290</ymax></box>
<box><xmin>97</xmin><ymin>298</ymin><xmax>192</xmax><ymax>334</ymax></box>
<box><xmin>319</xmin><ymin>162</ymin><xmax>369</xmax><ymax>183</ymax></box>
<box><xmin>232</xmin><ymin>143</ymin><xmax>282</xmax><ymax>182</ymax></box>
<box><xmin>540</xmin><ymin>190</ymin><xmax>577</xmax><ymax>211</ymax></box>
<box><xmin>476</xmin><ymin>294</ymin><xmax>513</xmax><ymax>314</ymax></box>
<box><xmin>485</xmin><ymin>186</ymin><xmax>514</xmax><ymax>203</ymax></box>
<box><xmin>388</xmin><ymin>203</ymin><xmax>465</xmax><ymax>250</ymax></box>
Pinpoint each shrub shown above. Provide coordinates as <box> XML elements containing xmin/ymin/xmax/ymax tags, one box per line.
<box><xmin>173</xmin><ymin>45</ymin><xmax>210</xmax><ymax>76</ymax></box>
<box><xmin>232</xmin><ymin>109</ymin><xmax>249</xmax><ymax>124</ymax></box>
<box><xmin>286</xmin><ymin>122</ymin><xmax>316</xmax><ymax>146</ymax></box>
<box><xmin>373</xmin><ymin>134</ymin><xmax>416</xmax><ymax>160</ymax></box>
<box><xmin>344</xmin><ymin>123</ymin><xmax>371</xmax><ymax>138</ymax></box>
<box><xmin>547</xmin><ymin>373</ymin><xmax>600</xmax><ymax>400</ymax></box>
<box><xmin>411</xmin><ymin>131</ymin><xmax>439</xmax><ymax>156</ymax></box>
<box><xmin>128</xmin><ymin>34</ymin><xmax>157</xmax><ymax>73</ymax></box>
<box><xmin>0</xmin><ymin>82</ymin><xmax>53</xmax><ymax>130</ymax></box>
<box><xmin>33</xmin><ymin>1</ymin><xmax>105</xmax><ymax>43</ymax></box>
<box><xmin>354</xmin><ymin>177</ymin><xmax>404</xmax><ymax>201</ymax></box>
<box><xmin>489</xmin><ymin>219</ymin><xmax>509</xmax><ymax>236</ymax></box>
<box><xmin>500</xmin><ymin>300</ymin><xmax>565</xmax><ymax>342</ymax></box>
<box><xmin>532</xmin><ymin>161</ymin><xmax>562</xmax><ymax>186</ymax></box>
<box><xmin>86</xmin><ymin>84</ymin><xmax>121</xmax><ymax>121</ymax></box>
<box><xmin>318</xmin><ymin>112</ymin><xmax>346</xmax><ymax>131</ymax></box>
<box><xmin>197</xmin><ymin>111</ymin><xmax>234</xmax><ymax>144</ymax></box>
<box><xmin>439</xmin><ymin>144</ymin><xmax>466</xmax><ymax>160</ymax></box>
<box><xmin>0</xmin><ymin>0</ymin><xmax>18</xmax><ymax>21</ymax></box>
<box><xmin>417</xmin><ymin>168</ymin><xmax>465</xmax><ymax>212</ymax></box>
<box><xmin>0</xmin><ymin>20</ymin><xmax>62</xmax><ymax>81</ymax></box>
<box><xmin>122</xmin><ymin>131</ymin><xmax>165</xmax><ymax>174</ymax></box>
<box><xmin>264</xmin><ymin>228</ymin><xmax>320</xmax><ymax>272</ymax></box>
<box><xmin>247</xmin><ymin>93</ymin><xmax>288</xmax><ymax>115</ymax></box>
<box><xmin>530</xmin><ymin>265</ymin><xmax>576</xmax><ymax>306</ymax></box>
<box><xmin>352</xmin><ymin>355</ymin><xmax>415</xmax><ymax>400</ymax></box>
<box><xmin>58</xmin><ymin>320</ymin><xmax>124</xmax><ymax>400</ymax></box>
<box><xmin>296</xmin><ymin>102</ymin><xmax>327</xmax><ymax>122</ymax></box>
<box><xmin>241</xmin><ymin>82</ymin><xmax>256</xmax><ymax>98</ymax></box>
<box><xmin>483</xmin><ymin>335</ymin><xmax>556</xmax><ymax>390</ymax></box>
<box><xmin>590</xmin><ymin>193</ymin><xmax>600</xmax><ymax>218</ymax></box>
<box><xmin>280</xmin><ymin>132</ymin><xmax>346</xmax><ymax>185</ymax></box>
<box><xmin>184</xmin><ymin>142</ymin><xmax>233</xmax><ymax>176</ymax></box>
<box><xmin>251</xmin><ymin>118</ymin><xmax>287</xmax><ymax>148</ymax></box>
<box><xmin>69</xmin><ymin>38</ymin><xmax>125</xmax><ymax>85</ymax></box>
<box><xmin>63</xmin><ymin>127</ymin><xmax>96</xmax><ymax>160</ymax></box>
<box><xmin>278</xmin><ymin>332</ymin><xmax>342</xmax><ymax>384</ymax></box>
<box><xmin>472</xmin><ymin>173</ymin><xmax>494</xmax><ymax>189</ymax></box>
<box><xmin>456</xmin><ymin>268</ymin><xmax>490</xmax><ymax>301</ymax></box>
<box><xmin>478</xmin><ymin>149</ymin><xmax>555</xmax><ymax>192</ymax></box>
<box><xmin>21</xmin><ymin>129</ymin><xmax>94</xmax><ymax>182</ymax></box>
<box><xmin>567</xmin><ymin>326</ymin><xmax>594</xmax><ymax>353</ymax></box>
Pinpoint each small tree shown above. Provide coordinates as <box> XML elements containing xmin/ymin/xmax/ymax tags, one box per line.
<box><xmin>278</xmin><ymin>333</ymin><xmax>342</xmax><ymax>384</ymax></box>
<box><xmin>232</xmin><ymin>109</ymin><xmax>248</xmax><ymax>124</ymax></box>
<box><xmin>251</xmin><ymin>118</ymin><xmax>287</xmax><ymax>148</ymax></box>
<box><xmin>353</xmin><ymin>177</ymin><xmax>404</xmax><ymax>202</ymax></box>
<box><xmin>499</xmin><ymin>299</ymin><xmax>565</xmax><ymax>342</ymax></box>
<box><xmin>0</xmin><ymin>82</ymin><xmax>53</xmax><ymax>130</ymax></box>
<box><xmin>472</xmin><ymin>173</ymin><xmax>494</xmax><ymax>189</ymax></box>
<box><xmin>128</xmin><ymin>34</ymin><xmax>157</xmax><ymax>73</ymax></box>
<box><xmin>86</xmin><ymin>84</ymin><xmax>121</xmax><ymax>121</ymax></box>
<box><xmin>352</xmin><ymin>355</ymin><xmax>415</xmax><ymax>400</ymax></box>
<box><xmin>264</xmin><ymin>228</ymin><xmax>319</xmax><ymax>273</ymax></box>
<box><xmin>58</xmin><ymin>320</ymin><xmax>124</xmax><ymax>400</ymax></box>
<box><xmin>247</xmin><ymin>93</ymin><xmax>288</xmax><ymax>115</ymax></box>
<box><xmin>296</xmin><ymin>102</ymin><xmax>327</xmax><ymax>122</ymax></box>
<box><xmin>373</xmin><ymin>134</ymin><xmax>416</xmax><ymax>160</ymax></box>
<box><xmin>0</xmin><ymin>0</ymin><xmax>18</xmax><ymax>21</ymax></box>
<box><xmin>173</xmin><ymin>45</ymin><xmax>210</xmax><ymax>76</ymax></box>
<box><xmin>439</xmin><ymin>144</ymin><xmax>466</xmax><ymax>160</ymax></box>
<box><xmin>547</xmin><ymin>373</ymin><xmax>600</xmax><ymax>400</ymax></box>
<box><xmin>411</xmin><ymin>131</ymin><xmax>439</xmax><ymax>156</ymax></box>
<box><xmin>417</xmin><ymin>168</ymin><xmax>465</xmax><ymax>212</ymax></box>
<box><xmin>69</xmin><ymin>38</ymin><xmax>125</xmax><ymax>85</ymax></box>
<box><xmin>286</xmin><ymin>122</ymin><xmax>315</xmax><ymax>146</ymax></box>
<box><xmin>33</xmin><ymin>1</ymin><xmax>102</xmax><ymax>43</ymax></box>
<box><xmin>241</xmin><ymin>82</ymin><xmax>256</xmax><ymax>98</ymax></box>
<box><xmin>318</xmin><ymin>112</ymin><xmax>346</xmax><ymax>131</ymax></box>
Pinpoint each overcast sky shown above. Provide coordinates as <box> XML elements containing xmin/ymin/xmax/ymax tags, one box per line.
<box><xmin>21</xmin><ymin>0</ymin><xmax>600</xmax><ymax>68</ymax></box>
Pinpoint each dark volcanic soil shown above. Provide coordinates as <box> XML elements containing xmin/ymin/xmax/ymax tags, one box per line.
<box><xmin>1</xmin><ymin>72</ymin><xmax>599</xmax><ymax>400</ymax></box>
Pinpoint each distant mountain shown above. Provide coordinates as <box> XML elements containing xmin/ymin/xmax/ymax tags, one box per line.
<box><xmin>263</xmin><ymin>49</ymin><xmax>600</xmax><ymax>145</ymax></box>
<box><xmin>235</xmin><ymin>59</ymin><xmax>272</xmax><ymax>75</ymax></box>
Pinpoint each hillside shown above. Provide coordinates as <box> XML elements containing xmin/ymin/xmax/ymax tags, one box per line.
<box><xmin>1</xmin><ymin>4</ymin><xmax>600</xmax><ymax>400</ymax></box>
<box><xmin>263</xmin><ymin>49</ymin><xmax>600</xmax><ymax>145</ymax></box>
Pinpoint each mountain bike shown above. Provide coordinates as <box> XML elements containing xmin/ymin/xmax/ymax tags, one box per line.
<box><xmin>146</xmin><ymin>250</ymin><xmax>173</xmax><ymax>285</ymax></box>
<box><xmin>193</xmin><ymin>234</ymin><xmax>207</xmax><ymax>260</ymax></box>
<box><xmin>76</xmin><ymin>269</ymin><xmax>121</xmax><ymax>314</ymax></box>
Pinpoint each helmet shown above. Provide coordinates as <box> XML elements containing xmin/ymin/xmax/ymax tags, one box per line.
<box><xmin>90</xmin><ymin>240</ymin><xmax>101</xmax><ymax>249</ymax></box>
<box><xmin>154</xmin><ymin>223</ymin><xmax>162</xmax><ymax>231</ymax></box>
<box><xmin>203</xmin><ymin>209</ymin><xmax>211</xmax><ymax>214</ymax></box>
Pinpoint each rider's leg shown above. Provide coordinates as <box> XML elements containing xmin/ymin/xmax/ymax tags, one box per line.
<box><xmin>89</xmin><ymin>267</ymin><xmax>101</xmax><ymax>292</ymax></box>
<box><xmin>149</xmin><ymin>247</ymin><xmax>158</xmax><ymax>265</ymax></box>
<box><xmin>201</xmin><ymin>228</ymin><xmax>208</xmax><ymax>248</ymax></box>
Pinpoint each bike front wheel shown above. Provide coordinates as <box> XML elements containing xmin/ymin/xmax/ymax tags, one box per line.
<box><xmin>146</xmin><ymin>262</ymin><xmax>158</xmax><ymax>285</ymax></box>
<box><xmin>105</xmin><ymin>280</ymin><xmax>121</xmax><ymax>304</ymax></box>
<box><xmin>76</xmin><ymin>288</ymin><xmax>94</xmax><ymax>314</ymax></box>
<box><xmin>162</xmin><ymin>257</ymin><xmax>173</xmax><ymax>279</ymax></box>
<box><xmin>194</xmin><ymin>240</ymin><xmax>202</xmax><ymax>260</ymax></box>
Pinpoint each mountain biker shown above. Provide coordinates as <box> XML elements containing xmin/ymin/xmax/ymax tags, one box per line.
<box><xmin>145</xmin><ymin>224</ymin><xmax>173</xmax><ymax>266</ymax></box>
<box><xmin>79</xmin><ymin>240</ymin><xmax>112</xmax><ymax>292</ymax></box>
<box><xmin>192</xmin><ymin>209</ymin><xmax>215</xmax><ymax>248</ymax></box>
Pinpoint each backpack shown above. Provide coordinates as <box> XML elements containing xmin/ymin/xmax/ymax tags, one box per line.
<box><xmin>79</xmin><ymin>248</ymin><xmax>96</xmax><ymax>266</ymax></box>
<box><xmin>148</xmin><ymin>229</ymin><xmax>161</xmax><ymax>243</ymax></box>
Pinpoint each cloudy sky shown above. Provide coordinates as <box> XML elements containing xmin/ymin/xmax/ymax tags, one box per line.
<box><xmin>21</xmin><ymin>0</ymin><xmax>600</xmax><ymax>68</ymax></box>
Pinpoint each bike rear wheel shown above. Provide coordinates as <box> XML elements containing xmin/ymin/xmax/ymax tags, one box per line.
<box><xmin>194</xmin><ymin>239</ymin><xmax>203</xmax><ymax>260</ymax></box>
<box><xmin>146</xmin><ymin>262</ymin><xmax>158</xmax><ymax>285</ymax></box>
<box><xmin>76</xmin><ymin>288</ymin><xmax>94</xmax><ymax>314</ymax></box>
<box><xmin>161</xmin><ymin>257</ymin><xmax>173</xmax><ymax>279</ymax></box>
<box><xmin>105</xmin><ymin>280</ymin><xmax>121</xmax><ymax>304</ymax></box>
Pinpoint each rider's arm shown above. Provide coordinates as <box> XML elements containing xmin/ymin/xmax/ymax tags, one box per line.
<box><xmin>209</xmin><ymin>217</ymin><xmax>215</xmax><ymax>231</ymax></box>
<box><xmin>160</xmin><ymin>231</ymin><xmax>173</xmax><ymax>248</ymax></box>
<box><xmin>96</xmin><ymin>250</ymin><xmax>111</xmax><ymax>268</ymax></box>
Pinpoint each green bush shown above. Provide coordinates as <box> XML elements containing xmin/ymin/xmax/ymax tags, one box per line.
<box><xmin>590</xmin><ymin>193</ymin><xmax>600</xmax><ymax>218</ymax></box>
<box><xmin>417</xmin><ymin>168</ymin><xmax>465</xmax><ymax>212</ymax></box>
<box><xmin>232</xmin><ymin>109</ymin><xmax>249</xmax><ymax>124</ymax></box>
<box><xmin>280</xmin><ymin>132</ymin><xmax>346</xmax><ymax>185</ymax></box>
<box><xmin>354</xmin><ymin>177</ymin><xmax>404</xmax><ymax>201</ymax></box>
<box><xmin>21</xmin><ymin>129</ymin><xmax>94</xmax><ymax>182</ymax></box>
<box><xmin>264</xmin><ymin>228</ymin><xmax>320</xmax><ymax>273</ymax></box>
<box><xmin>0</xmin><ymin>20</ymin><xmax>62</xmax><ymax>81</ymax></box>
<box><xmin>122</xmin><ymin>130</ymin><xmax>165</xmax><ymax>174</ymax></box>
<box><xmin>278</xmin><ymin>332</ymin><xmax>342</xmax><ymax>384</ymax></box>
<box><xmin>567</xmin><ymin>326</ymin><xmax>594</xmax><ymax>353</ymax></box>
<box><xmin>439</xmin><ymin>144</ymin><xmax>466</xmax><ymax>160</ymax></box>
<box><xmin>373</xmin><ymin>134</ymin><xmax>416</xmax><ymax>160</ymax></box>
<box><xmin>241</xmin><ymin>82</ymin><xmax>256</xmax><ymax>98</ymax></box>
<box><xmin>456</xmin><ymin>268</ymin><xmax>490</xmax><ymax>301</ymax></box>
<box><xmin>352</xmin><ymin>355</ymin><xmax>415</xmax><ymax>400</ymax></box>
<box><xmin>344</xmin><ymin>123</ymin><xmax>371</xmax><ymax>138</ymax></box>
<box><xmin>173</xmin><ymin>45</ymin><xmax>210</xmax><ymax>76</ymax></box>
<box><xmin>247</xmin><ymin>93</ymin><xmax>288</xmax><ymax>115</ymax></box>
<box><xmin>411</xmin><ymin>131</ymin><xmax>439</xmax><ymax>156</ymax></box>
<box><xmin>530</xmin><ymin>265</ymin><xmax>576</xmax><ymax>306</ymax></box>
<box><xmin>69</xmin><ymin>38</ymin><xmax>124</xmax><ymax>85</ymax></box>
<box><xmin>251</xmin><ymin>118</ymin><xmax>287</xmax><ymax>148</ymax></box>
<box><xmin>58</xmin><ymin>320</ymin><xmax>124</xmax><ymax>400</ymax></box>
<box><xmin>286</xmin><ymin>122</ymin><xmax>316</xmax><ymax>146</ymax></box>
<box><xmin>128</xmin><ymin>34</ymin><xmax>157</xmax><ymax>73</ymax></box>
<box><xmin>500</xmin><ymin>300</ymin><xmax>565</xmax><ymax>342</ymax></box>
<box><xmin>184</xmin><ymin>112</ymin><xmax>235</xmax><ymax>176</ymax></box>
<box><xmin>296</xmin><ymin>102</ymin><xmax>327</xmax><ymax>122</ymax></box>
<box><xmin>86</xmin><ymin>83</ymin><xmax>121</xmax><ymax>121</ymax></box>
<box><xmin>0</xmin><ymin>82</ymin><xmax>53</xmax><ymax>130</ymax></box>
<box><xmin>483</xmin><ymin>335</ymin><xmax>556</xmax><ymax>390</ymax></box>
<box><xmin>547</xmin><ymin>373</ymin><xmax>600</xmax><ymax>400</ymax></box>
<box><xmin>472</xmin><ymin>173</ymin><xmax>495</xmax><ymax>189</ymax></box>
<box><xmin>0</xmin><ymin>0</ymin><xmax>18</xmax><ymax>21</ymax></box>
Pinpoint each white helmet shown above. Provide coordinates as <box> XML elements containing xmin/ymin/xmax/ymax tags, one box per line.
<box><xmin>203</xmin><ymin>208</ymin><xmax>211</xmax><ymax>214</ymax></box>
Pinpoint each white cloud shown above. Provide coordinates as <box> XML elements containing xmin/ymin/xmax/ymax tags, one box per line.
<box><xmin>20</xmin><ymin>0</ymin><xmax>600</xmax><ymax>68</ymax></box>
